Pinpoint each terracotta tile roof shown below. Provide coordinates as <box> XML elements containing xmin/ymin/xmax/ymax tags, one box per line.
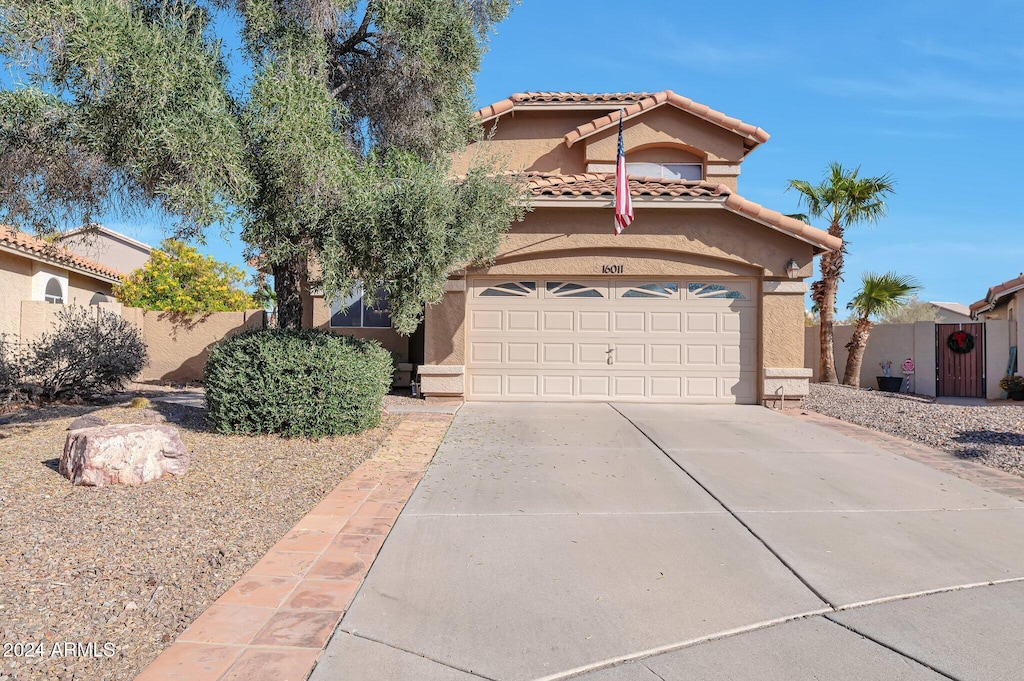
<box><xmin>722</xmin><ymin>194</ymin><xmax>841</xmax><ymax>252</ymax></box>
<box><xmin>527</xmin><ymin>173</ymin><xmax>840</xmax><ymax>252</ymax></box>
<box><xmin>511</xmin><ymin>92</ymin><xmax>653</xmax><ymax>105</ymax></box>
<box><xmin>0</xmin><ymin>225</ymin><xmax>122</xmax><ymax>282</ymax></box>
<box><xmin>970</xmin><ymin>273</ymin><xmax>1024</xmax><ymax>315</ymax></box>
<box><xmin>527</xmin><ymin>172</ymin><xmax>730</xmax><ymax>198</ymax></box>
<box><xmin>563</xmin><ymin>90</ymin><xmax>770</xmax><ymax>149</ymax></box>
<box><xmin>475</xmin><ymin>92</ymin><xmax>653</xmax><ymax>120</ymax></box>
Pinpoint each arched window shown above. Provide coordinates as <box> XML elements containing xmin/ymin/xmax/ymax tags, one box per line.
<box><xmin>44</xmin><ymin>277</ymin><xmax>65</xmax><ymax>304</ymax></box>
<box><xmin>90</xmin><ymin>291</ymin><xmax>111</xmax><ymax>305</ymax></box>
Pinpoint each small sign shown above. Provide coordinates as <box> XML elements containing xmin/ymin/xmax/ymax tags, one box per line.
<box><xmin>601</xmin><ymin>264</ymin><xmax>624</xmax><ymax>274</ymax></box>
<box><xmin>902</xmin><ymin>358</ymin><xmax>915</xmax><ymax>373</ymax></box>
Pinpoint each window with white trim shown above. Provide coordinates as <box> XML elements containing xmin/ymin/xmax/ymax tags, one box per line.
<box><xmin>624</xmin><ymin>162</ymin><xmax>703</xmax><ymax>181</ymax></box>
<box><xmin>44</xmin><ymin>277</ymin><xmax>65</xmax><ymax>304</ymax></box>
<box><xmin>330</xmin><ymin>284</ymin><xmax>392</xmax><ymax>328</ymax></box>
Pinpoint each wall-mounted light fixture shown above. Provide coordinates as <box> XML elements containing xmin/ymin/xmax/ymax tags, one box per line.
<box><xmin>785</xmin><ymin>258</ymin><xmax>800</xmax><ymax>279</ymax></box>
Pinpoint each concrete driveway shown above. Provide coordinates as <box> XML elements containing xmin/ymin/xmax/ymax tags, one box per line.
<box><xmin>309</xmin><ymin>404</ymin><xmax>1024</xmax><ymax>681</ymax></box>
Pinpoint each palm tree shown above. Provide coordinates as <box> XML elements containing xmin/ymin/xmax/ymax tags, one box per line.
<box><xmin>787</xmin><ymin>163</ymin><xmax>896</xmax><ymax>383</ymax></box>
<box><xmin>842</xmin><ymin>272</ymin><xmax>921</xmax><ymax>387</ymax></box>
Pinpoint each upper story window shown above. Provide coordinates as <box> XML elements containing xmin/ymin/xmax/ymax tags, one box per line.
<box><xmin>626</xmin><ymin>162</ymin><xmax>703</xmax><ymax>181</ymax></box>
<box><xmin>44</xmin><ymin>277</ymin><xmax>65</xmax><ymax>304</ymax></box>
<box><xmin>330</xmin><ymin>284</ymin><xmax>392</xmax><ymax>328</ymax></box>
<box><xmin>588</xmin><ymin>161</ymin><xmax>704</xmax><ymax>181</ymax></box>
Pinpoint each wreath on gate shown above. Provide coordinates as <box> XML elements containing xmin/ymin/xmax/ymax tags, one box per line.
<box><xmin>947</xmin><ymin>330</ymin><xmax>975</xmax><ymax>354</ymax></box>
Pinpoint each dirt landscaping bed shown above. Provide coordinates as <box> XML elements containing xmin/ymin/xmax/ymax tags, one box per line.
<box><xmin>801</xmin><ymin>382</ymin><xmax>1024</xmax><ymax>476</ymax></box>
<box><xmin>0</xmin><ymin>399</ymin><xmax>399</xmax><ymax>681</ymax></box>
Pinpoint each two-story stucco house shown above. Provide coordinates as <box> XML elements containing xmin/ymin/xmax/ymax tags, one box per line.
<box><xmin>313</xmin><ymin>90</ymin><xmax>840</xmax><ymax>405</ymax></box>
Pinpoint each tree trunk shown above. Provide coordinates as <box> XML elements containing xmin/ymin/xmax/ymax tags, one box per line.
<box><xmin>813</xmin><ymin>220</ymin><xmax>846</xmax><ymax>384</ymax></box>
<box><xmin>272</xmin><ymin>254</ymin><xmax>307</xmax><ymax>330</ymax></box>
<box><xmin>843</xmin><ymin>318</ymin><xmax>873</xmax><ymax>387</ymax></box>
<box><xmin>815</xmin><ymin>266</ymin><xmax>839</xmax><ymax>383</ymax></box>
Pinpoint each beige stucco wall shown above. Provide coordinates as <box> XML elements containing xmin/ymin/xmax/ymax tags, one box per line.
<box><xmin>486</xmin><ymin>206</ymin><xmax>814</xmax><ymax>280</ymax></box>
<box><xmin>424</xmin><ymin>290</ymin><xmax>467</xmax><ymax>366</ymax></box>
<box><xmin>985</xmin><ymin>320</ymin><xmax>1010</xmax><ymax>399</ymax></box>
<box><xmin>623</xmin><ymin>147</ymin><xmax>703</xmax><ymax>164</ymax></box>
<box><xmin>59</xmin><ymin>232</ymin><xmax>151</xmax><ymax>275</ymax></box>
<box><xmin>0</xmin><ymin>250</ymin><xmax>32</xmax><ymax>337</ymax></box>
<box><xmin>452</xmin><ymin>111</ymin><xmax>597</xmax><ymax>175</ymax></box>
<box><xmin>805</xmin><ymin>322</ymin><xmax>937</xmax><ymax>396</ymax></box>
<box><xmin>67</xmin><ymin>271</ymin><xmax>115</xmax><ymax>307</ymax></box>
<box><xmin>583</xmin><ymin>107</ymin><xmax>746</xmax><ymax>164</ymax></box>
<box><xmin>763</xmin><ymin>293</ymin><xmax>805</xmax><ymax>369</ymax></box>
<box><xmin>17</xmin><ymin>301</ymin><xmax>264</xmax><ymax>383</ymax></box>
<box><xmin>140</xmin><ymin>309</ymin><xmax>264</xmax><ymax>382</ymax></box>
<box><xmin>309</xmin><ymin>295</ymin><xmax>410</xmax><ymax>363</ymax></box>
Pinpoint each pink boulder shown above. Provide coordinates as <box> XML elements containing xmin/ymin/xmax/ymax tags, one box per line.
<box><xmin>60</xmin><ymin>424</ymin><xmax>190</xmax><ymax>486</ymax></box>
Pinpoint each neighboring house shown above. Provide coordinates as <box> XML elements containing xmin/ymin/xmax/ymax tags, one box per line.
<box><xmin>0</xmin><ymin>225</ymin><xmax>122</xmax><ymax>337</ymax></box>
<box><xmin>971</xmin><ymin>273</ymin><xmax>1023</xmax><ymax>370</ymax></box>
<box><xmin>310</xmin><ymin>90</ymin><xmax>839</xmax><ymax>404</ymax></box>
<box><xmin>56</xmin><ymin>224</ymin><xmax>153</xmax><ymax>275</ymax></box>
<box><xmin>929</xmin><ymin>301</ymin><xmax>973</xmax><ymax>323</ymax></box>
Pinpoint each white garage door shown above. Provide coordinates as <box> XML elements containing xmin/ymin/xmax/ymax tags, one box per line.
<box><xmin>465</xmin><ymin>277</ymin><xmax>758</xmax><ymax>403</ymax></box>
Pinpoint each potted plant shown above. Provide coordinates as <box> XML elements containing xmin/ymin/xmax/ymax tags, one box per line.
<box><xmin>999</xmin><ymin>374</ymin><xmax>1024</xmax><ymax>401</ymax></box>
<box><xmin>876</xmin><ymin>361</ymin><xmax>903</xmax><ymax>393</ymax></box>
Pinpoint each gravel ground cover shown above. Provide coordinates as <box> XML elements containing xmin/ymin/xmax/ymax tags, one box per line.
<box><xmin>801</xmin><ymin>383</ymin><xmax>1024</xmax><ymax>475</ymax></box>
<box><xmin>0</xmin><ymin>399</ymin><xmax>399</xmax><ymax>681</ymax></box>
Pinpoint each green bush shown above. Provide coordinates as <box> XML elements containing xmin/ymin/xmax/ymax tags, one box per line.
<box><xmin>204</xmin><ymin>329</ymin><xmax>393</xmax><ymax>437</ymax></box>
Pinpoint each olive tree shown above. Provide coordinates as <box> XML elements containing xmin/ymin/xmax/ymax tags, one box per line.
<box><xmin>0</xmin><ymin>0</ymin><xmax>527</xmax><ymax>331</ymax></box>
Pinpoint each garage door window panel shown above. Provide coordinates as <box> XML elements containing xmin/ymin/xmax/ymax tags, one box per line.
<box><xmin>478</xmin><ymin>282</ymin><xmax>537</xmax><ymax>297</ymax></box>
<box><xmin>687</xmin><ymin>282</ymin><xmax>748</xmax><ymax>300</ymax></box>
<box><xmin>620</xmin><ymin>282</ymin><xmax>679</xmax><ymax>299</ymax></box>
<box><xmin>546</xmin><ymin>282</ymin><xmax>605</xmax><ymax>298</ymax></box>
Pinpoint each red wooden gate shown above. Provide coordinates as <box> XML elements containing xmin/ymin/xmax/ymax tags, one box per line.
<box><xmin>936</xmin><ymin>323</ymin><xmax>985</xmax><ymax>397</ymax></box>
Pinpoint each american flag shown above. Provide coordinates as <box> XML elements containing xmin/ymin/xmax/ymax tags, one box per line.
<box><xmin>614</xmin><ymin>109</ymin><xmax>634</xmax><ymax>235</ymax></box>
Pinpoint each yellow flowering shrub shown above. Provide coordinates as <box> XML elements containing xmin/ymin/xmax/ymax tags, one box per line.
<box><xmin>114</xmin><ymin>239</ymin><xmax>257</xmax><ymax>313</ymax></box>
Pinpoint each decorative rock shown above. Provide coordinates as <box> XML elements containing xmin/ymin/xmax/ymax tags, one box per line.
<box><xmin>59</xmin><ymin>424</ymin><xmax>190</xmax><ymax>486</ymax></box>
<box><xmin>68</xmin><ymin>414</ymin><xmax>110</xmax><ymax>431</ymax></box>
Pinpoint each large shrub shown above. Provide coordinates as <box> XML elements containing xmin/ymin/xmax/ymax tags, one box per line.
<box><xmin>204</xmin><ymin>329</ymin><xmax>392</xmax><ymax>437</ymax></box>
<box><xmin>24</xmin><ymin>306</ymin><xmax>148</xmax><ymax>400</ymax></box>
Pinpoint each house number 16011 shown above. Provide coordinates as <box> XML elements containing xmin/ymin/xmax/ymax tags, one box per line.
<box><xmin>601</xmin><ymin>264</ymin><xmax>624</xmax><ymax>274</ymax></box>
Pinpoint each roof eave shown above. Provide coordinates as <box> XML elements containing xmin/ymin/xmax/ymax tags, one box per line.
<box><xmin>563</xmin><ymin>93</ymin><xmax>770</xmax><ymax>152</ymax></box>
<box><xmin>527</xmin><ymin>197</ymin><xmax>836</xmax><ymax>253</ymax></box>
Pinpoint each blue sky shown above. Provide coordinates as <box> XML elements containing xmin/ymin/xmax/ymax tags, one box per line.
<box><xmin>7</xmin><ymin>1</ymin><xmax>1024</xmax><ymax>310</ymax></box>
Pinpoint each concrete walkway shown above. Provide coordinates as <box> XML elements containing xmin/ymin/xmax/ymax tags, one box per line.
<box><xmin>310</xmin><ymin>404</ymin><xmax>1024</xmax><ymax>681</ymax></box>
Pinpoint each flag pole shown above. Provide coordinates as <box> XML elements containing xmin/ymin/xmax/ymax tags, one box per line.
<box><xmin>613</xmin><ymin>107</ymin><xmax>634</xmax><ymax>235</ymax></box>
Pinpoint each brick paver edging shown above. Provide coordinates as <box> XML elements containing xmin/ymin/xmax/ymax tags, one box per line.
<box><xmin>134</xmin><ymin>413</ymin><xmax>453</xmax><ymax>681</ymax></box>
<box><xmin>786</xmin><ymin>409</ymin><xmax>1024</xmax><ymax>502</ymax></box>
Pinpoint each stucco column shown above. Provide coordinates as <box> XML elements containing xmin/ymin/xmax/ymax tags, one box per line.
<box><xmin>420</xmin><ymin>279</ymin><xmax>467</xmax><ymax>403</ymax></box>
<box><xmin>985</xmin><ymin>320</ymin><xmax>1010</xmax><ymax>399</ymax></box>
<box><xmin>762</xmin><ymin>280</ymin><xmax>812</xmax><ymax>405</ymax></box>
